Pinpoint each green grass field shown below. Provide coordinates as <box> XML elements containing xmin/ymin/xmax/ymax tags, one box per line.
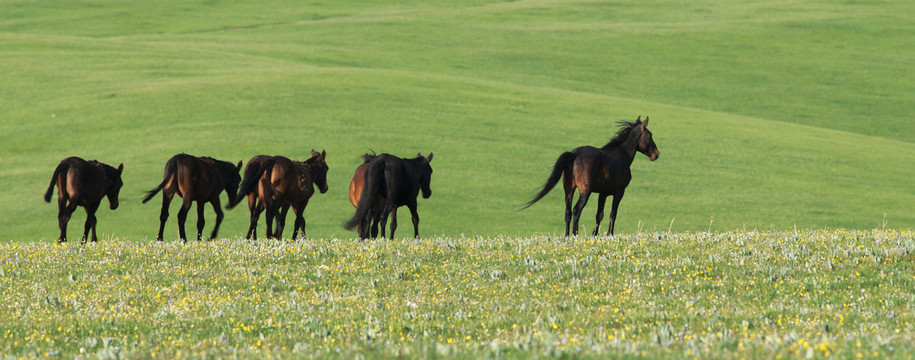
<box><xmin>2</xmin><ymin>230</ymin><xmax>913</xmax><ymax>358</ymax></box>
<box><xmin>1</xmin><ymin>0</ymin><xmax>912</xmax><ymax>241</ymax></box>
<box><xmin>2</xmin><ymin>2</ymin><xmax>915</xmax><ymax>358</ymax></box>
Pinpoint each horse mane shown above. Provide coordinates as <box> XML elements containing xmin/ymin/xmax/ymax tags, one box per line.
<box><xmin>361</xmin><ymin>150</ymin><xmax>379</xmax><ymax>163</ymax></box>
<box><xmin>601</xmin><ymin>121</ymin><xmax>640</xmax><ymax>150</ymax></box>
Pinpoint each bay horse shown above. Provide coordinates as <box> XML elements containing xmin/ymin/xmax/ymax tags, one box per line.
<box><xmin>344</xmin><ymin>153</ymin><xmax>433</xmax><ymax>239</ymax></box>
<box><xmin>348</xmin><ymin>152</ymin><xmax>387</xmax><ymax>239</ymax></box>
<box><xmin>43</xmin><ymin>157</ymin><xmax>124</xmax><ymax>243</ymax></box>
<box><xmin>524</xmin><ymin>117</ymin><xmax>659</xmax><ymax>236</ymax></box>
<box><xmin>230</xmin><ymin>150</ymin><xmax>328</xmax><ymax>240</ymax></box>
<box><xmin>142</xmin><ymin>154</ymin><xmax>242</xmax><ymax>242</ymax></box>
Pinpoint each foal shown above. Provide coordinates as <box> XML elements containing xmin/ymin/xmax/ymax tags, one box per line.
<box><xmin>44</xmin><ymin>157</ymin><xmax>124</xmax><ymax>243</ymax></box>
<box><xmin>142</xmin><ymin>154</ymin><xmax>242</xmax><ymax>242</ymax></box>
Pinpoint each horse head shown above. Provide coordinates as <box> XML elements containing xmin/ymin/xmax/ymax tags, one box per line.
<box><xmin>418</xmin><ymin>152</ymin><xmax>434</xmax><ymax>199</ymax></box>
<box><xmin>637</xmin><ymin>117</ymin><xmax>660</xmax><ymax>161</ymax></box>
<box><xmin>223</xmin><ymin>161</ymin><xmax>244</xmax><ymax>206</ymax></box>
<box><xmin>310</xmin><ymin>149</ymin><xmax>329</xmax><ymax>194</ymax></box>
<box><xmin>107</xmin><ymin>163</ymin><xmax>124</xmax><ymax>210</ymax></box>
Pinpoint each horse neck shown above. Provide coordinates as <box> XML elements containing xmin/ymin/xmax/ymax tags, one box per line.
<box><xmin>603</xmin><ymin>132</ymin><xmax>640</xmax><ymax>165</ymax></box>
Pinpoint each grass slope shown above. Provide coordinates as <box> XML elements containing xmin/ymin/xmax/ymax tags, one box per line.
<box><xmin>1</xmin><ymin>0</ymin><xmax>913</xmax><ymax>241</ymax></box>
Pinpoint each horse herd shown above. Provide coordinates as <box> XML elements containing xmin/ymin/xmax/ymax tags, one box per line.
<box><xmin>42</xmin><ymin>116</ymin><xmax>659</xmax><ymax>243</ymax></box>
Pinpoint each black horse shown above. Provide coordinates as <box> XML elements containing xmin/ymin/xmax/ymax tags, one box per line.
<box><xmin>142</xmin><ymin>154</ymin><xmax>242</xmax><ymax>242</ymax></box>
<box><xmin>524</xmin><ymin>117</ymin><xmax>659</xmax><ymax>236</ymax></box>
<box><xmin>344</xmin><ymin>153</ymin><xmax>433</xmax><ymax>239</ymax></box>
<box><xmin>44</xmin><ymin>157</ymin><xmax>124</xmax><ymax>243</ymax></box>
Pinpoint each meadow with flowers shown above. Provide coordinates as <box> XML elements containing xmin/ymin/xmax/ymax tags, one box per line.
<box><xmin>2</xmin><ymin>229</ymin><xmax>913</xmax><ymax>359</ymax></box>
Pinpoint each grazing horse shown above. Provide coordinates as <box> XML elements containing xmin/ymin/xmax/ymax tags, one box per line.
<box><xmin>231</xmin><ymin>150</ymin><xmax>328</xmax><ymax>240</ymax></box>
<box><xmin>524</xmin><ymin>117</ymin><xmax>659</xmax><ymax>236</ymax></box>
<box><xmin>142</xmin><ymin>154</ymin><xmax>242</xmax><ymax>242</ymax></box>
<box><xmin>344</xmin><ymin>153</ymin><xmax>433</xmax><ymax>239</ymax></box>
<box><xmin>348</xmin><ymin>152</ymin><xmax>387</xmax><ymax>239</ymax></box>
<box><xmin>44</xmin><ymin>157</ymin><xmax>124</xmax><ymax>243</ymax></box>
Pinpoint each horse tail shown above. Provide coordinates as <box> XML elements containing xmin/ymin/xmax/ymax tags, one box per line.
<box><xmin>522</xmin><ymin>151</ymin><xmax>577</xmax><ymax>209</ymax></box>
<box><xmin>344</xmin><ymin>159</ymin><xmax>384</xmax><ymax>231</ymax></box>
<box><xmin>226</xmin><ymin>160</ymin><xmax>273</xmax><ymax>209</ymax></box>
<box><xmin>44</xmin><ymin>162</ymin><xmax>69</xmax><ymax>203</ymax></box>
<box><xmin>228</xmin><ymin>159</ymin><xmax>272</xmax><ymax>209</ymax></box>
<box><xmin>142</xmin><ymin>156</ymin><xmax>178</xmax><ymax>204</ymax></box>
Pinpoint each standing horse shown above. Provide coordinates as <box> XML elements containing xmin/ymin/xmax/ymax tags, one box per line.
<box><xmin>44</xmin><ymin>157</ymin><xmax>124</xmax><ymax>243</ymax></box>
<box><xmin>344</xmin><ymin>153</ymin><xmax>433</xmax><ymax>239</ymax></box>
<box><xmin>348</xmin><ymin>152</ymin><xmax>387</xmax><ymax>239</ymax></box>
<box><xmin>524</xmin><ymin>117</ymin><xmax>659</xmax><ymax>236</ymax></box>
<box><xmin>142</xmin><ymin>154</ymin><xmax>242</xmax><ymax>242</ymax></box>
<box><xmin>231</xmin><ymin>150</ymin><xmax>328</xmax><ymax>240</ymax></box>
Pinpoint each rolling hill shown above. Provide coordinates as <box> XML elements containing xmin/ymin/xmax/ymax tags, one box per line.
<box><xmin>1</xmin><ymin>0</ymin><xmax>912</xmax><ymax>241</ymax></box>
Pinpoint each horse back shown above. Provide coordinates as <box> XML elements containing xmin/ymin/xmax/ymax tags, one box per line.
<box><xmin>174</xmin><ymin>155</ymin><xmax>222</xmax><ymax>201</ymax></box>
<box><xmin>63</xmin><ymin>158</ymin><xmax>108</xmax><ymax>205</ymax></box>
<box><xmin>571</xmin><ymin>146</ymin><xmax>631</xmax><ymax>194</ymax></box>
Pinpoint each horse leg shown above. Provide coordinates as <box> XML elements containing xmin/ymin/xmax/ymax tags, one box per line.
<box><xmin>176</xmin><ymin>198</ymin><xmax>192</xmax><ymax>243</ymax></box>
<box><xmin>571</xmin><ymin>190</ymin><xmax>591</xmax><ymax>236</ymax></box>
<box><xmin>378</xmin><ymin>204</ymin><xmax>391</xmax><ymax>239</ymax></box>
<box><xmin>264</xmin><ymin>203</ymin><xmax>276</xmax><ymax>239</ymax></box>
<box><xmin>83</xmin><ymin>202</ymin><xmax>100</xmax><ymax>243</ymax></box>
<box><xmin>291</xmin><ymin>206</ymin><xmax>306</xmax><ymax>240</ymax></box>
<box><xmin>209</xmin><ymin>198</ymin><xmax>224</xmax><ymax>241</ymax></box>
<box><xmin>408</xmin><ymin>203</ymin><xmax>420</xmax><ymax>239</ymax></box>
<box><xmin>275</xmin><ymin>205</ymin><xmax>290</xmax><ymax>240</ymax></box>
<box><xmin>607</xmin><ymin>191</ymin><xmax>625</xmax><ymax>236</ymax></box>
<box><xmin>246</xmin><ymin>195</ymin><xmax>260</xmax><ymax>240</ymax></box>
<box><xmin>562</xmin><ymin>171</ymin><xmax>575</xmax><ymax>237</ymax></box>
<box><xmin>156</xmin><ymin>194</ymin><xmax>173</xmax><ymax>241</ymax></box>
<box><xmin>389</xmin><ymin>208</ymin><xmax>398</xmax><ymax>240</ymax></box>
<box><xmin>593</xmin><ymin>194</ymin><xmax>608</xmax><ymax>237</ymax></box>
<box><xmin>370</xmin><ymin>208</ymin><xmax>381</xmax><ymax>239</ymax></box>
<box><xmin>57</xmin><ymin>198</ymin><xmax>75</xmax><ymax>243</ymax></box>
<box><xmin>196</xmin><ymin>201</ymin><xmax>206</xmax><ymax>241</ymax></box>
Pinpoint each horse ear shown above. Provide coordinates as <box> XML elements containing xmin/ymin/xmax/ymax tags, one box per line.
<box><xmin>311</xmin><ymin>149</ymin><xmax>319</xmax><ymax>157</ymax></box>
<box><xmin>236</xmin><ymin>161</ymin><xmax>243</xmax><ymax>171</ymax></box>
<box><xmin>643</xmin><ymin>116</ymin><xmax>649</xmax><ymax>127</ymax></box>
<box><xmin>426</xmin><ymin>152</ymin><xmax>433</xmax><ymax>163</ymax></box>
<box><xmin>417</xmin><ymin>152</ymin><xmax>423</xmax><ymax>158</ymax></box>
<box><xmin>635</xmin><ymin>115</ymin><xmax>641</xmax><ymax>123</ymax></box>
<box><xmin>117</xmin><ymin>163</ymin><xmax>124</xmax><ymax>174</ymax></box>
<box><xmin>320</xmin><ymin>150</ymin><xmax>326</xmax><ymax>161</ymax></box>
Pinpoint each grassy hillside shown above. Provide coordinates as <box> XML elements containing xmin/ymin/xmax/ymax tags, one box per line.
<box><xmin>1</xmin><ymin>0</ymin><xmax>913</xmax><ymax>241</ymax></box>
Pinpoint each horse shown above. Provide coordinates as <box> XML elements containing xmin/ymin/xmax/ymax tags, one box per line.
<box><xmin>344</xmin><ymin>152</ymin><xmax>433</xmax><ymax>239</ymax></box>
<box><xmin>524</xmin><ymin>116</ymin><xmax>659</xmax><ymax>236</ymax></box>
<box><xmin>142</xmin><ymin>154</ymin><xmax>242</xmax><ymax>242</ymax></box>
<box><xmin>230</xmin><ymin>150</ymin><xmax>328</xmax><ymax>240</ymax></box>
<box><xmin>43</xmin><ymin>157</ymin><xmax>124</xmax><ymax>243</ymax></box>
<box><xmin>348</xmin><ymin>152</ymin><xmax>387</xmax><ymax>239</ymax></box>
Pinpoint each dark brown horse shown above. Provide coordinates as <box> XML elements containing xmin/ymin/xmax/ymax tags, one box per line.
<box><xmin>231</xmin><ymin>150</ymin><xmax>328</xmax><ymax>240</ymax></box>
<box><xmin>142</xmin><ymin>154</ymin><xmax>242</xmax><ymax>242</ymax></box>
<box><xmin>344</xmin><ymin>153</ymin><xmax>433</xmax><ymax>239</ymax></box>
<box><xmin>44</xmin><ymin>157</ymin><xmax>124</xmax><ymax>243</ymax></box>
<box><xmin>524</xmin><ymin>117</ymin><xmax>659</xmax><ymax>236</ymax></box>
<box><xmin>348</xmin><ymin>152</ymin><xmax>386</xmax><ymax>239</ymax></box>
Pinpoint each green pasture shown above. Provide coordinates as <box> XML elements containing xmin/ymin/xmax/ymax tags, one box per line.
<box><xmin>1</xmin><ymin>0</ymin><xmax>913</xmax><ymax>241</ymax></box>
<box><xmin>1</xmin><ymin>230</ymin><xmax>913</xmax><ymax>358</ymax></box>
